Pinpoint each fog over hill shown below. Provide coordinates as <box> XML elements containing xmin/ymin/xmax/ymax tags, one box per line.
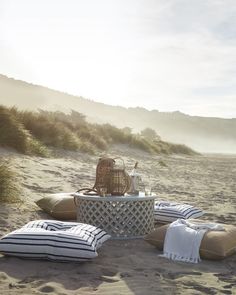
<box><xmin>0</xmin><ymin>74</ymin><xmax>236</xmax><ymax>154</ymax></box>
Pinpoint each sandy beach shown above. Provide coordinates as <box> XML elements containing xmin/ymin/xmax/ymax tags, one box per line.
<box><xmin>0</xmin><ymin>145</ymin><xmax>236</xmax><ymax>295</ymax></box>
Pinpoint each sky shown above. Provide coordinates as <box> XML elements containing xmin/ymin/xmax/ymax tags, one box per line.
<box><xmin>0</xmin><ymin>0</ymin><xmax>236</xmax><ymax>118</ymax></box>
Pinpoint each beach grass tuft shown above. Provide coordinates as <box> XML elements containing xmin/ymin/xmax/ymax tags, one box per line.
<box><xmin>0</xmin><ymin>160</ymin><xmax>21</xmax><ymax>203</ymax></box>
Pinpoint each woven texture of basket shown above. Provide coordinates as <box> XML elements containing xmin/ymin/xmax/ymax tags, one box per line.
<box><xmin>95</xmin><ymin>157</ymin><xmax>131</xmax><ymax>196</ymax></box>
<box><xmin>94</xmin><ymin>157</ymin><xmax>115</xmax><ymax>195</ymax></box>
<box><xmin>109</xmin><ymin>168</ymin><xmax>131</xmax><ymax>196</ymax></box>
<box><xmin>77</xmin><ymin>157</ymin><xmax>131</xmax><ymax>196</ymax></box>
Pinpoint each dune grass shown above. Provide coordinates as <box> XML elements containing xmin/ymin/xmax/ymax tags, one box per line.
<box><xmin>0</xmin><ymin>105</ymin><xmax>198</xmax><ymax>156</ymax></box>
<box><xmin>0</xmin><ymin>107</ymin><xmax>49</xmax><ymax>156</ymax></box>
<box><xmin>167</xmin><ymin>143</ymin><xmax>197</xmax><ymax>155</ymax></box>
<box><xmin>0</xmin><ymin>160</ymin><xmax>21</xmax><ymax>203</ymax></box>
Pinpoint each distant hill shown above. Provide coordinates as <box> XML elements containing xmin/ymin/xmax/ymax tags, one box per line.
<box><xmin>0</xmin><ymin>74</ymin><xmax>236</xmax><ymax>154</ymax></box>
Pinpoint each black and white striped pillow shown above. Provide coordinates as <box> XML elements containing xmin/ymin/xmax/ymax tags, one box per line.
<box><xmin>0</xmin><ymin>220</ymin><xmax>110</xmax><ymax>262</ymax></box>
<box><xmin>22</xmin><ymin>220</ymin><xmax>79</xmax><ymax>231</ymax></box>
<box><xmin>154</xmin><ymin>201</ymin><xmax>203</xmax><ymax>223</ymax></box>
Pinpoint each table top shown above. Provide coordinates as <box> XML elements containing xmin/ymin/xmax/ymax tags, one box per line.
<box><xmin>73</xmin><ymin>192</ymin><xmax>157</xmax><ymax>201</ymax></box>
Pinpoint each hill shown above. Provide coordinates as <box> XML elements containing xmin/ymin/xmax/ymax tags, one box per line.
<box><xmin>0</xmin><ymin>74</ymin><xmax>235</xmax><ymax>153</ymax></box>
<box><xmin>0</xmin><ymin>105</ymin><xmax>197</xmax><ymax>156</ymax></box>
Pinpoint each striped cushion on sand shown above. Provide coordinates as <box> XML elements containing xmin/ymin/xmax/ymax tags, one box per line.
<box><xmin>0</xmin><ymin>220</ymin><xmax>110</xmax><ymax>262</ymax></box>
<box><xmin>154</xmin><ymin>201</ymin><xmax>203</xmax><ymax>223</ymax></box>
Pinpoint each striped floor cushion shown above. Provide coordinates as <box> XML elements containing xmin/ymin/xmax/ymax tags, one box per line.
<box><xmin>0</xmin><ymin>220</ymin><xmax>110</xmax><ymax>262</ymax></box>
<box><xmin>154</xmin><ymin>201</ymin><xmax>204</xmax><ymax>223</ymax></box>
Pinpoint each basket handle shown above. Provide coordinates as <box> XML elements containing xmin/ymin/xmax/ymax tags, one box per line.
<box><xmin>113</xmin><ymin>157</ymin><xmax>125</xmax><ymax>169</ymax></box>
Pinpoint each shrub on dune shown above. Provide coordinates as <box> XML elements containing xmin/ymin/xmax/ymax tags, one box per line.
<box><xmin>39</xmin><ymin>109</ymin><xmax>87</xmax><ymax>129</ymax></box>
<box><xmin>7</xmin><ymin>108</ymin><xmax>91</xmax><ymax>153</ymax></box>
<box><xmin>0</xmin><ymin>160</ymin><xmax>21</xmax><ymax>203</ymax></box>
<box><xmin>0</xmin><ymin>107</ymin><xmax>49</xmax><ymax>156</ymax></box>
<box><xmin>168</xmin><ymin>143</ymin><xmax>198</xmax><ymax>155</ymax></box>
<box><xmin>0</xmin><ymin>106</ymin><xmax>30</xmax><ymax>153</ymax></box>
<box><xmin>19</xmin><ymin>113</ymin><xmax>80</xmax><ymax>151</ymax></box>
<box><xmin>77</xmin><ymin>139</ymin><xmax>95</xmax><ymax>154</ymax></box>
<box><xmin>0</xmin><ymin>105</ymin><xmax>199</xmax><ymax>156</ymax></box>
<box><xmin>27</xmin><ymin>138</ymin><xmax>51</xmax><ymax>157</ymax></box>
<box><xmin>95</xmin><ymin>124</ymin><xmax>133</xmax><ymax>145</ymax></box>
<box><xmin>129</xmin><ymin>135</ymin><xmax>153</xmax><ymax>153</ymax></box>
<box><xmin>77</xmin><ymin>126</ymin><xmax>108</xmax><ymax>150</ymax></box>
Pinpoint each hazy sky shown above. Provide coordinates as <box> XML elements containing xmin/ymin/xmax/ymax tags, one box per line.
<box><xmin>1</xmin><ymin>0</ymin><xmax>236</xmax><ymax>118</ymax></box>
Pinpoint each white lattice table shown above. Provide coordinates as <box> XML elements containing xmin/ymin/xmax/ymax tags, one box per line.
<box><xmin>74</xmin><ymin>193</ymin><xmax>156</xmax><ymax>239</ymax></box>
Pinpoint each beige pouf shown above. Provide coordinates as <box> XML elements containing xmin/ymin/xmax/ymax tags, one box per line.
<box><xmin>145</xmin><ymin>219</ymin><xmax>236</xmax><ymax>260</ymax></box>
<box><xmin>36</xmin><ymin>193</ymin><xmax>77</xmax><ymax>220</ymax></box>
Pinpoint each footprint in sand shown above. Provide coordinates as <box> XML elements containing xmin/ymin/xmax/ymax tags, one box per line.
<box><xmin>0</xmin><ymin>219</ymin><xmax>8</xmax><ymax>226</ymax></box>
<box><xmin>220</xmin><ymin>290</ymin><xmax>233</xmax><ymax>295</ymax></box>
<box><xmin>0</xmin><ymin>272</ymin><xmax>8</xmax><ymax>281</ymax></box>
<box><xmin>97</xmin><ymin>267</ymin><xmax>120</xmax><ymax>283</ymax></box>
<box><xmin>39</xmin><ymin>285</ymin><xmax>56</xmax><ymax>293</ymax></box>
<box><xmin>163</xmin><ymin>271</ymin><xmax>202</xmax><ymax>280</ymax></box>
<box><xmin>120</xmin><ymin>272</ymin><xmax>132</xmax><ymax>278</ymax></box>
<box><xmin>42</xmin><ymin>169</ymin><xmax>62</xmax><ymax>176</ymax></box>
<box><xmin>100</xmin><ymin>267</ymin><xmax>118</xmax><ymax>277</ymax></box>
<box><xmin>99</xmin><ymin>276</ymin><xmax>120</xmax><ymax>283</ymax></box>
<box><xmin>23</xmin><ymin>183</ymin><xmax>59</xmax><ymax>193</ymax></box>
<box><xmin>183</xmin><ymin>282</ymin><xmax>218</xmax><ymax>295</ymax></box>
<box><xmin>9</xmin><ymin>282</ymin><xmax>27</xmax><ymax>289</ymax></box>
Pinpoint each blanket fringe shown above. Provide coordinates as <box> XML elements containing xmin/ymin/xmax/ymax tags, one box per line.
<box><xmin>160</xmin><ymin>252</ymin><xmax>201</xmax><ymax>264</ymax></box>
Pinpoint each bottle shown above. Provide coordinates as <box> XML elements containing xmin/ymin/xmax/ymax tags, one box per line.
<box><xmin>129</xmin><ymin>162</ymin><xmax>140</xmax><ymax>195</ymax></box>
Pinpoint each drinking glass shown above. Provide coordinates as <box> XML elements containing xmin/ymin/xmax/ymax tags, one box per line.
<box><xmin>100</xmin><ymin>187</ymin><xmax>107</xmax><ymax>197</ymax></box>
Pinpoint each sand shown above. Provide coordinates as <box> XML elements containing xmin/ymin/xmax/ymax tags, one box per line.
<box><xmin>0</xmin><ymin>145</ymin><xmax>235</xmax><ymax>295</ymax></box>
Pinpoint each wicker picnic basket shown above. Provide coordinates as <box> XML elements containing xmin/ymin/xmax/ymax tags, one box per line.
<box><xmin>76</xmin><ymin>157</ymin><xmax>131</xmax><ymax>196</ymax></box>
<box><xmin>108</xmin><ymin>158</ymin><xmax>131</xmax><ymax>196</ymax></box>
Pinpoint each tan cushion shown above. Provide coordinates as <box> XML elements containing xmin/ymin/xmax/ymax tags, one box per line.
<box><xmin>144</xmin><ymin>220</ymin><xmax>236</xmax><ymax>260</ymax></box>
<box><xmin>36</xmin><ymin>193</ymin><xmax>77</xmax><ymax>220</ymax></box>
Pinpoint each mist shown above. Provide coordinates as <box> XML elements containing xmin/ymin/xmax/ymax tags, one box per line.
<box><xmin>1</xmin><ymin>74</ymin><xmax>236</xmax><ymax>155</ymax></box>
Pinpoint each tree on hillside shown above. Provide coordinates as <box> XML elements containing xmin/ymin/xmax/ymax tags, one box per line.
<box><xmin>140</xmin><ymin>127</ymin><xmax>161</xmax><ymax>141</ymax></box>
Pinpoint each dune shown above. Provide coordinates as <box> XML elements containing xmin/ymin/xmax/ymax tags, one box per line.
<box><xmin>0</xmin><ymin>145</ymin><xmax>235</xmax><ymax>295</ymax></box>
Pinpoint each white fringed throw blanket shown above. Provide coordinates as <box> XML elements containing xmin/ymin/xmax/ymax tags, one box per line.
<box><xmin>161</xmin><ymin>219</ymin><xmax>224</xmax><ymax>263</ymax></box>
